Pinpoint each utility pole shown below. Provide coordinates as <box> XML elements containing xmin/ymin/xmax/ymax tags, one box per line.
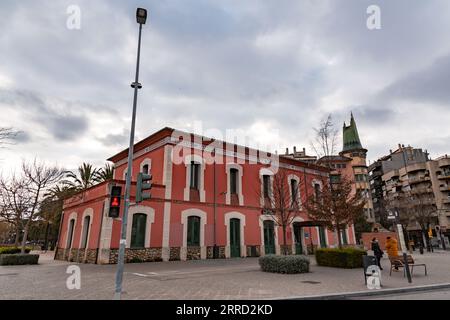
<box><xmin>114</xmin><ymin>8</ymin><xmax>147</xmax><ymax>300</ymax></box>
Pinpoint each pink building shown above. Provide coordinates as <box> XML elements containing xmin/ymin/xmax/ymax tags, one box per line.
<box><xmin>55</xmin><ymin>127</ymin><xmax>356</xmax><ymax>264</ymax></box>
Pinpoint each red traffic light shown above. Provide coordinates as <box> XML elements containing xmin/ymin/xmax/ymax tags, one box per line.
<box><xmin>111</xmin><ymin>197</ymin><xmax>120</xmax><ymax>207</ymax></box>
<box><xmin>109</xmin><ymin>186</ymin><xmax>122</xmax><ymax>218</ymax></box>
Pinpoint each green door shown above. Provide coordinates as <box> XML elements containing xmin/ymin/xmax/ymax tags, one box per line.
<box><xmin>293</xmin><ymin>223</ymin><xmax>303</xmax><ymax>254</ymax></box>
<box><xmin>230</xmin><ymin>218</ymin><xmax>241</xmax><ymax>258</ymax></box>
<box><xmin>264</xmin><ymin>220</ymin><xmax>275</xmax><ymax>254</ymax></box>
<box><xmin>131</xmin><ymin>213</ymin><xmax>147</xmax><ymax>248</ymax></box>
<box><xmin>319</xmin><ymin>226</ymin><xmax>327</xmax><ymax>248</ymax></box>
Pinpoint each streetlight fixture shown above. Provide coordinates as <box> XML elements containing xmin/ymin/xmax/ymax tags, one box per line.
<box><xmin>136</xmin><ymin>8</ymin><xmax>147</xmax><ymax>24</ymax></box>
<box><xmin>114</xmin><ymin>7</ymin><xmax>148</xmax><ymax>300</ymax></box>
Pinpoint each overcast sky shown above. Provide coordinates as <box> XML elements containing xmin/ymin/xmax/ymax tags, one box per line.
<box><xmin>1</xmin><ymin>0</ymin><xmax>450</xmax><ymax>173</ymax></box>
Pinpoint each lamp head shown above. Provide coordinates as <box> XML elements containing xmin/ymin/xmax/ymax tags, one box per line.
<box><xmin>136</xmin><ymin>8</ymin><xmax>147</xmax><ymax>25</ymax></box>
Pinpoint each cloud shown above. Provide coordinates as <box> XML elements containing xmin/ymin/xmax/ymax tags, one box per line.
<box><xmin>14</xmin><ymin>131</ymin><xmax>31</xmax><ymax>143</ymax></box>
<box><xmin>97</xmin><ymin>129</ymin><xmax>130</xmax><ymax>147</ymax></box>
<box><xmin>0</xmin><ymin>0</ymin><xmax>450</xmax><ymax>173</ymax></box>
<box><xmin>378</xmin><ymin>54</ymin><xmax>450</xmax><ymax>106</ymax></box>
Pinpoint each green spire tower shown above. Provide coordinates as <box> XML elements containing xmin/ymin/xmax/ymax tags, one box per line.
<box><xmin>342</xmin><ymin>113</ymin><xmax>364</xmax><ymax>152</ymax></box>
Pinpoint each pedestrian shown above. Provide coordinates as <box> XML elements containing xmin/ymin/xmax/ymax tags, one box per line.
<box><xmin>386</xmin><ymin>236</ymin><xmax>399</xmax><ymax>271</ymax></box>
<box><xmin>371</xmin><ymin>237</ymin><xmax>383</xmax><ymax>270</ymax></box>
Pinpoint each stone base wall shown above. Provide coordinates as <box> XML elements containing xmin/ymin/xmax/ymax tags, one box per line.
<box><xmin>280</xmin><ymin>245</ymin><xmax>293</xmax><ymax>255</ymax></box>
<box><xmin>187</xmin><ymin>246</ymin><xmax>201</xmax><ymax>260</ymax></box>
<box><xmin>55</xmin><ymin>247</ymin><xmax>64</xmax><ymax>260</ymax></box>
<box><xmin>108</xmin><ymin>248</ymin><xmax>163</xmax><ymax>264</ymax></box>
<box><xmin>54</xmin><ymin>248</ymin><xmax>98</xmax><ymax>263</ymax></box>
<box><xmin>170</xmin><ymin>247</ymin><xmax>180</xmax><ymax>261</ymax></box>
<box><xmin>206</xmin><ymin>246</ymin><xmax>226</xmax><ymax>259</ymax></box>
<box><xmin>246</xmin><ymin>245</ymin><xmax>261</xmax><ymax>257</ymax></box>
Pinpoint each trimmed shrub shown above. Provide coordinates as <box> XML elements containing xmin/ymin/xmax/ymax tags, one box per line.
<box><xmin>0</xmin><ymin>254</ymin><xmax>39</xmax><ymax>265</ymax></box>
<box><xmin>259</xmin><ymin>255</ymin><xmax>310</xmax><ymax>274</ymax></box>
<box><xmin>0</xmin><ymin>247</ymin><xmax>32</xmax><ymax>254</ymax></box>
<box><xmin>315</xmin><ymin>248</ymin><xmax>367</xmax><ymax>268</ymax></box>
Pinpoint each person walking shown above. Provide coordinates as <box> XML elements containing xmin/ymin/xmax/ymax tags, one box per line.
<box><xmin>386</xmin><ymin>236</ymin><xmax>399</xmax><ymax>271</ymax></box>
<box><xmin>371</xmin><ymin>237</ymin><xmax>384</xmax><ymax>270</ymax></box>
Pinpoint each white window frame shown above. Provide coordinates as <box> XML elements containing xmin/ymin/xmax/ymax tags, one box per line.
<box><xmin>184</xmin><ymin>154</ymin><xmax>206</xmax><ymax>202</ymax></box>
<box><xmin>226</xmin><ymin>163</ymin><xmax>244</xmax><ymax>206</ymax></box>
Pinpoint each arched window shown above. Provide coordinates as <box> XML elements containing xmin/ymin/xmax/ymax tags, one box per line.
<box><xmin>80</xmin><ymin>216</ymin><xmax>90</xmax><ymax>248</ymax></box>
<box><xmin>290</xmin><ymin>179</ymin><xmax>298</xmax><ymax>205</ymax></box>
<box><xmin>67</xmin><ymin>219</ymin><xmax>75</xmax><ymax>249</ymax></box>
<box><xmin>190</xmin><ymin>162</ymin><xmax>200</xmax><ymax>190</ymax></box>
<box><xmin>187</xmin><ymin>216</ymin><xmax>201</xmax><ymax>246</ymax></box>
<box><xmin>131</xmin><ymin>213</ymin><xmax>147</xmax><ymax>248</ymax></box>
<box><xmin>142</xmin><ymin>164</ymin><xmax>149</xmax><ymax>175</ymax></box>
<box><xmin>263</xmin><ymin>175</ymin><xmax>271</xmax><ymax>199</ymax></box>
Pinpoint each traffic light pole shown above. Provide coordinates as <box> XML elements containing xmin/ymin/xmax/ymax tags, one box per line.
<box><xmin>114</xmin><ymin>22</ymin><xmax>143</xmax><ymax>300</ymax></box>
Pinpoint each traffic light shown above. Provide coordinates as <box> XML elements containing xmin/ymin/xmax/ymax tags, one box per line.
<box><xmin>136</xmin><ymin>173</ymin><xmax>152</xmax><ymax>203</ymax></box>
<box><xmin>108</xmin><ymin>186</ymin><xmax>122</xmax><ymax>218</ymax></box>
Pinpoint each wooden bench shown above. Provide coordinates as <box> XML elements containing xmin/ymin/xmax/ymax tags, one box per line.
<box><xmin>389</xmin><ymin>255</ymin><xmax>427</xmax><ymax>277</ymax></box>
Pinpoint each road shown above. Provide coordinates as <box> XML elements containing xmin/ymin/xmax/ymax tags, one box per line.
<box><xmin>354</xmin><ymin>288</ymin><xmax>450</xmax><ymax>300</ymax></box>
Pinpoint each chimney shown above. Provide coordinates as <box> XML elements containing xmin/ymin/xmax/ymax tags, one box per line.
<box><xmin>389</xmin><ymin>149</ymin><xmax>392</xmax><ymax>154</ymax></box>
<box><xmin>286</xmin><ymin>148</ymin><xmax>289</xmax><ymax>155</ymax></box>
<box><xmin>303</xmin><ymin>147</ymin><xmax>306</xmax><ymax>153</ymax></box>
<box><xmin>398</xmin><ymin>143</ymin><xmax>402</xmax><ymax>149</ymax></box>
<box><xmin>294</xmin><ymin>146</ymin><xmax>297</xmax><ymax>154</ymax></box>
<box><xmin>402</xmin><ymin>144</ymin><xmax>405</xmax><ymax>148</ymax></box>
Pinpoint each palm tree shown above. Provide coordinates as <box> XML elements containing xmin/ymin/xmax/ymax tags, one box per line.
<box><xmin>63</xmin><ymin>163</ymin><xmax>99</xmax><ymax>191</ymax></box>
<box><xmin>94</xmin><ymin>163</ymin><xmax>114</xmax><ymax>183</ymax></box>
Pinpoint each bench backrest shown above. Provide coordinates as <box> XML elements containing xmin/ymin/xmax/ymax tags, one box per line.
<box><xmin>389</xmin><ymin>255</ymin><xmax>414</xmax><ymax>265</ymax></box>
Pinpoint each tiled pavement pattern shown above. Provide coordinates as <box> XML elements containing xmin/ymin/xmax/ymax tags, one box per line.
<box><xmin>1</xmin><ymin>251</ymin><xmax>449</xmax><ymax>300</ymax></box>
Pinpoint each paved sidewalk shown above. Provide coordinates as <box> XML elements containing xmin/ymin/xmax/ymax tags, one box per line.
<box><xmin>1</xmin><ymin>251</ymin><xmax>449</xmax><ymax>299</ymax></box>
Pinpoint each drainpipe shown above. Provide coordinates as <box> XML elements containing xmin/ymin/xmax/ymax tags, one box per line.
<box><xmin>213</xmin><ymin>150</ymin><xmax>218</xmax><ymax>258</ymax></box>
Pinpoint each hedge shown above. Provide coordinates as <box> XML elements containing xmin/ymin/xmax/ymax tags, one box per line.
<box><xmin>0</xmin><ymin>247</ymin><xmax>32</xmax><ymax>255</ymax></box>
<box><xmin>0</xmin><ymin>254</ymin><xmax>39</xmax><ymax>266</ymax></box>
<box><xmin>259</xmin><ymin>255</ymin><xmax>310</xmax><ymax>274</ymax></box>
<box><xmin>315</xmin><ymin>248</ymin><xmax>367</xmax><ymax>268</ymax></box>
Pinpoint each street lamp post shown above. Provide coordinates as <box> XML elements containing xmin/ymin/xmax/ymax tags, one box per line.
<box><xmin>114</xmin><ymin>8</ymin><xmax>147</xmax><ymax>300</ymax></box>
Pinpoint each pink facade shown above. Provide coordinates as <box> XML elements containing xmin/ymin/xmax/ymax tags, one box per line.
<box><xmin>55</xmin><ymin>128</ymin><xmax>356</xmax><ymax>264</ymax></box>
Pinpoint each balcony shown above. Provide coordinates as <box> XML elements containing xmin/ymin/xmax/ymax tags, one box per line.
<box><xmin>438</xmin><ymin>173</ymin><xmax>450</xmax><ymax>180</ymax></box>
<box><xmin>408</xmin><ymin>176</ymin><xmax>431</xmax><ymax>185</ymax></box>
<box><xmin>382</xmin><ymin>169</ymin><xmax>399</xmax><ymax>181</ymax></box>
<box><xmin>406</xmin><ymin>163</ymin><xmax>427</xmax><ymax>173</ymax></box>
<box><xmin>437</xmin><ymin>157</ymin><xmax>450</xmax><ymax>169</ymax></box>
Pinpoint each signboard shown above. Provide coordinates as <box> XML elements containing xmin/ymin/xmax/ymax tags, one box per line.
<box><xmin>304</xmin><ymin>232</ymin><xmax>310</xmax><ymax>239</ymax></box>
<box><xmin>387</xmin><ymin>210</ymin><xmax>398</xmax><ymax>221</ymax></box>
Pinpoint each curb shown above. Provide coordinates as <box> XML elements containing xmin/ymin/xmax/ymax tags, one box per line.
<box><xmin>276</xmin><ymin>283</ymin><xmax>450</xmax><ymax>300</ymax></box>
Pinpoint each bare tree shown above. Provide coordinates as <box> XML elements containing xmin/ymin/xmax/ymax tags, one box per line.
<box><xmin>310</xmin><ymin>114</ymin><xmax>338</xmax><ymax>163</ymax></box>
<box><xmin>20</xmin><ymin>160</ymin><xmax>64</xmax><ymax>253</ymax></box>
<box><xmin>0</xmin><ymin>174</ymin><xmax>31</xmax><ymax>245</ymax></box>
<box><xmin>385</xmin><ymin>191</ymin><xmax>413</xmax><ymax>243</ymax></box>
<box><xmin>386</xmin><ymin>186</ymin><xmax>436</xmax><ymax>251</ymax></box>
<box><xmin>304</xmin><ymin>176</ymin><xmax>365</xmax><ymax>248</ymax></box>
<box><xmin>260</xmin><ymin>170</ymin><xmax>302</xmax><ymax>255</ymax></box>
